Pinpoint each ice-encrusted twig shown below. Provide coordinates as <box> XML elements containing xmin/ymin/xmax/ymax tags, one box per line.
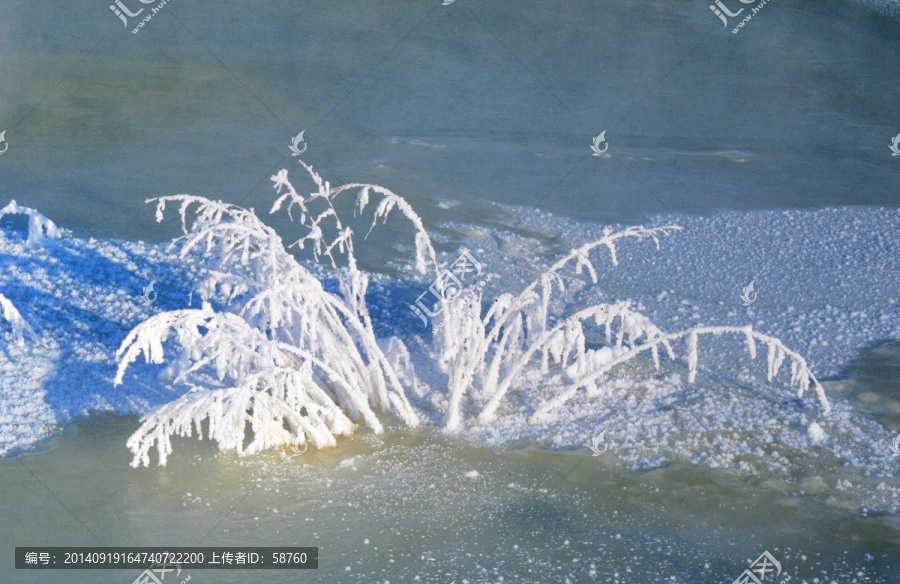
<box><xmin>478</xmin><ymin>301</ymin><xmax>671</xmax><ymax>423</ymax></box>
<box><xmin>529</xmin><ymin>325</ymin><xmax>831</xmax><ymax>422</ymax></box>
<box><xmin>271</xmin><ymin>161</ymin><xmax>443</xmax><ymax>285</ymax></box>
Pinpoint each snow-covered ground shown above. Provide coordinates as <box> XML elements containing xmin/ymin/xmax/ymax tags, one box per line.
<box><xmin>0</xmin><ymin>207</ymin><xmax>199</xmax><ymax>457</ymax></box>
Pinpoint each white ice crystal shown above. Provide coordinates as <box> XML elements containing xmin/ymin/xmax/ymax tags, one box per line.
<box><xmin>808</xmin><ymin>422</ymin><xmax>827</xmax><ymax>444</ymax></box>
<box><xmin>0</xmin><ymin>292</ymin><xmax>35</xmax><ymax>346</ymax></box>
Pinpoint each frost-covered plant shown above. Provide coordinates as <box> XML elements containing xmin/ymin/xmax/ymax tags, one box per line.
<box><xmin>117</xmin><ymin>163</ymin><xmax>830</xmax><ymax>466</ymax></box>
<box><xmin>436</xmin><ymin>229</ymin><xmax>832</xmax><ymax>427</ymax></box>
<box><xmin>435</xmin><ymin>227</ymin><xmax>683</xmax><ymax>430</ymax></box>
<box><xmin>115</xmin><ymin>162</ymin><xmax>440</xmax><ymax>466</ymax></box>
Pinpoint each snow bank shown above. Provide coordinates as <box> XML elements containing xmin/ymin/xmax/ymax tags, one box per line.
<box><xmin>0</xmin><ymin>203</ymin><xmax>197</xmax><ymax>456</ymax></box>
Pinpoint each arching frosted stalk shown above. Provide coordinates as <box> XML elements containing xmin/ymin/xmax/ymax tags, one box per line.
<box><xmin>530</xmin><ymin>326</ymin><xmax>831</xmax><ymax>422</ymax></box>
<box><xmin>744</xmin><ymin>326</ymin><xmax>757</xmax><ymax>359</ymax></box>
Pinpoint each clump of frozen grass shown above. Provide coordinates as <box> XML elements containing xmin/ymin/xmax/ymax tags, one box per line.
<box><xmin>117</xmin><ymin>163</ymin><xmax>830</xmax><ymax>465</ymax></box>
<box><xmin>115</xmin><ymin>162</ymin><xmax>438</xmax><ymax>466</ymax></box>
<box><xmin>438</xmin><ymin>228</ymin><xmax>830</xmax><ymax>428</ymax></box>
<box><xmin>808</xmin><ymin>421</ymin><xmax>827</xmax><ymax>444</ymax></box>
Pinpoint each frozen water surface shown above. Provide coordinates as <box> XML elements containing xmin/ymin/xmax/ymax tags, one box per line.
<box><xmin>0</xmin><ymin>0</ymin><xmax>897</xmax><ymax>238</ymax></box>
<box><xmin>1</xmin><ymin>412</ymin><xmax>898</xmax><ymax>583</ymax></box>
<box><xmin>0</xmin><ymin>0</ymin><xmax>898</xmax><ymax>582</ymax></box>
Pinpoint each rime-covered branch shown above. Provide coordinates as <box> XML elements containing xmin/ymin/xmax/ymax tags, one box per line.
<box><xmin>529</xmin><ymin>325</ymin><xmax>830</xmax><ymax>422</ymax></box>
<box><xmin>478</xmin><ymin>302</ymin><xmax>671</xmax><ymax>422</ymax></box>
